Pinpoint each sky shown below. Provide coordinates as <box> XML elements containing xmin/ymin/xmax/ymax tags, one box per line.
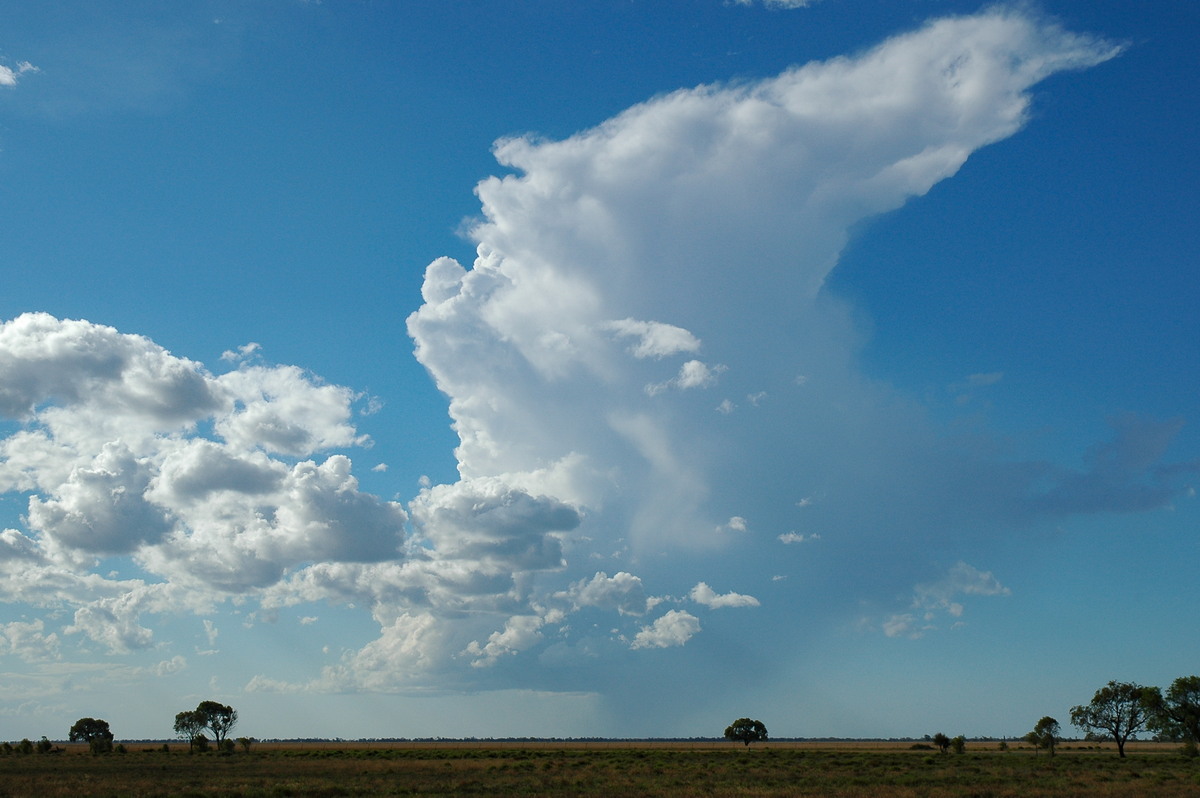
<box><xmin>0</xmin><ymin>0</ymin><xmax>1196</xmax><ymax>742</ymax></box>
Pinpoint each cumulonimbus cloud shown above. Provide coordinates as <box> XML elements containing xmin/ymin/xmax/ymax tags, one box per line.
<box><xmin>2</xmin><ymin>10</ymin><xmax>1185</xmax><ymax>710</ymax></box>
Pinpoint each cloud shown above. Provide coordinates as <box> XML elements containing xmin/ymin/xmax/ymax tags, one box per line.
<box><xmin>689</xmin><ymin>582</ymin><xmax>759</xmax><ymax>609</ymax></box>
<box><xmin>0</xmin><ymin>60</ymin><xmax>37</xmax><ymax>88</ymax></box>
<box><xmin>778</xmin><ymin>532</ymin><xmax>819</xmax><ymax>544</ymax></box>
<box><xmin>630</xmin><ymin>610</ymin><xmax>701</xmax><ymax>649</ymax></box>
<box><xmin>0</xmin><ymin>11</ymin><xmax>1180</xmax><ymax>720</ymax></box>
<box><xmin>560</xmin><ymin>571</ymin><xmax>649</xmax><ymax>616</ymax></box>
<box><xmin>732</xmin><ymin>0</ymin><xmax>817</xmax><ymax>8</ymax></box>
<box><xmin>883</xmin><ymin>562</ymin><xmax>1011</xmax><ymax>639</ymax></box>
<box><xmin>0</xmin><ymin>619</ymin><xmax>60</xmax><ymax>662</ymax></box>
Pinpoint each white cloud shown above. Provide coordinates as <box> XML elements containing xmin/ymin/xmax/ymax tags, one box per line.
<box><xmin>0</xmin><ymin>60</ymin><xmax>36</xmax><ymax>88</ymax></box>
<box><xmin>465</xmin><ymin>614</ymin><xmax>547</xmax><ymax>667</ymax></box>
<box><xmin>689</xmin><ymin>582</ymin><xmax>759</xmax><ymax>609</ymax></box>
<box><xmin>560</xmin><ymin>571</ymin><xmax>649</xmax><ymax>615</ymax></box>
<box><xmin>0</xmin><ymin>11</ymin><xmax>1164</xmax><ymax>712</ymax></box>
<box><xmin>630</xmin><ymin>610</ymin><xmax>701</xmax><ymax>649</ymax></box>
<box><xmin>778</xmin><ymin>531</ymin><xmax>819</xmax><ymax>544</ymax></box>
<box><xmin>603</xmin><ymin>319</ymin><xmax>701</xmax><ymax>359</ymax></box>
<box><xmin>733</xmin><ymin>0</ymin><xmax>816</xmax><ymax>8</ymax></box>
<box><xmin>0</xmin><ymin>619</ymin><xmax>60</xmax><ymax>662</ymax></box>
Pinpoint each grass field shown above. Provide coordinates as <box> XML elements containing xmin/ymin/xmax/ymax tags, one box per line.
<box><xmin>1</xmin><ymin>741</ymin><xmax>1197</xmax><ymax>797</ymax></box>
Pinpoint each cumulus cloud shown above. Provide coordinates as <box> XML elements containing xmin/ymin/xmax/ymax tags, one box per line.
<box><xmin>0</xmin><ymin>313</ymin><xmax>404</xmax><ymax>647</ymax></box>
<box><xmin>630</xmin><ymin>610</ymin><xmax>701</xmax><ymax>649</ymax></box>
<box><xmin>689</xmin><ymin>582</ymin><xmax>759</xmax><ymax>609</ymax></box>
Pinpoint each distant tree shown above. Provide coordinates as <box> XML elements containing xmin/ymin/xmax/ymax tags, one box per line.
<box><xmin>174</xmin><ymin>710</ymin><xmax>207</xmax><ymax>753</ymax></box>
<box><xmin>724</xmin><ymin>718</ymin><xmax>768</xmax><ymax>747</ymax></box>
<box><xmin>18</xmin><ymin>738</ymin><xmax>33</xmax><ymax>755</ymax></box>
<box><xmin>932</xmin><ymin>733</ymin><xmax>950</xmax><ymax>754</ymax></box>
<box><xmin>950</xmin><ymin>735</ymin><xmax>966</xmax><ymax>755</ymax></box>
<box><xmin>176</xmin><ymin>701</ymin><xmax>239</xmax><ymax>752</ymax></box>
<box><xmin>69</xmin><ymin>717</ymin><xmax>113</xmax><ymax>754</ymax></box>
<box><xmin>236</xmin><ymin>736</ymin><xmax>256</xmax><ymax>753</ymax></box>
<box><xmin>196</xmin><ymin>701</ymin><xmax>238</xmax><ymax>748</ymax></box>
<box><xmin>36</xmin><ymin>736</ymin><xmax>53</xmax><ymax>754</ymax></box>
<box><xmin>1148</xmin><ymin>675</ymin><xmax>1200</xmax><ymax>744</ymax></box>
<box><xmin>1026</xmin><ymin>716</ymin><xmax>1060</xmax><ymax>757</ymax></box>
<box><xmin>1070</xmin><ymin>680</ymin><xmax>1160</xmax><ymax>758</ymax></box>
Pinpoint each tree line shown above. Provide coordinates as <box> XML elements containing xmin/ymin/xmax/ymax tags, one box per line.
<box><xmin>721</xmin><ymin>675</ymin><xmax>1200</xmax><ymax>756</ymax></box>
<box><xmin>0</xmin><ymin>699</ymin><xmax>248</xmax><ymax>756</ymax></box>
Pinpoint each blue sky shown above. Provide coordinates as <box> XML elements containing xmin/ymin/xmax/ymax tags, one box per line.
<box><xmin>0</xmin><ymin>0</ymin><xmax>1196</xmax><ymax>742</ymax></box>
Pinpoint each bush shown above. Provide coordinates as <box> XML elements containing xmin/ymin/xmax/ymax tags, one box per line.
<box><xmin>1181</xmin><ymin>740</ymin><xmax>1198</xmax><ymax>759</ymax></box>
<box><xmin>18</xmin><ymin>739</ymin><xmax>33</xmax><ymax>755</ymax></box>
<box><xmin>36</xmin><ymin>737</ymin><xmax>53</xmax><ymax>754</ymax></box>
<box><xmin>951</xmin><ymin>736</ymin><xmax>966</xmax><ymax>755</ymax></box>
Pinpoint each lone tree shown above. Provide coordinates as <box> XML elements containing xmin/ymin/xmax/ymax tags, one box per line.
<box><xmin>1070</xmin><ymin>680</ymin><xmax>1160</xmax><ymax>758</ymax></box>
<box><xmin>196</xmin><ymin>700</ymin><xmax>238</xmax><ymax>748</ymax></box>
<box><xmin>724</xmin><ymin>718</ymin><xmax>768</xmax><ymax>747</ymax></box>
<box><xmin>1026</xmin><ymin>716</ymin><xmax>1061</xmax><ymax>757</ymax></box>
<box><xmin>174</xmin><ymin>710</ymin><xmax>207</xmax><ymax>753</ymax></box>
<box><xmin>1148</xmin><ymin>675</ymin><xmax>1200</xmax><ymax>744</ymax></box>
<box><xmin>68</xmin><ymin>717</ymin><xmax>113</xmax><ymax>755</ymax></box>
<box><xmin>931</xmin><ymin>732</ymin><xmax>950</xmax><ymax>754</ymax></box>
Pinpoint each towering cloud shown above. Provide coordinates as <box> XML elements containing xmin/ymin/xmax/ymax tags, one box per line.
<box><xmin>3</xmin><ymin>10</ymin><xmax>1181</xmax><ymax>717</ymax></box>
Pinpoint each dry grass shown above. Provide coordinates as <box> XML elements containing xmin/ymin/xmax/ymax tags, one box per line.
<box><xmin>1</xmin><ymin>742</ymin><xmax>1196</xmax><ymax>797</ymax></box>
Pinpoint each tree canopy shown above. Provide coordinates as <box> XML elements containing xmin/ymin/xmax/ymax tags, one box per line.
<box><xmin>1149</xmin><ymin>675</ymin><xmax>1200</xmax><ymax>743</ymax></box>
<box><xmin>196</xmin><ymin>701</ymin><xmax>238</xmax><ymax>747</ymax></box>
<box><xmin>1070</xmin><ymin>680</ymin><xmax>1160</xmax><ymax>758</ymax></box>
<box><xmin>68</xmin><ymin>717</ymin><xmax>113</xmax><ymax>754</ymax></box>
<box><xmin>1026</xmin><ymin>716</ymin><xmax>1060</xmax><ymax>756</ymax></box>
<box><xmin>175</xmin><ymin>700</ymin><xmax>239</xmax><ymax>751</ymax></box>
<box><xmin>724</xmin><ymin>718</ymin><xmax>768</xmax><ymax>747</ymax></box>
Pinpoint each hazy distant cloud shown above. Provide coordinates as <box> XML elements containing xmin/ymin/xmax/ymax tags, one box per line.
<box><xmin>630</xmin><ymin>610</ymin><xmax>700</xmax><ymax>649</ymax></box>
<box><xmin>731</xmin><ymin>0</ymin><xmax>816</xmax><ymax>8</ymax></box>
<box><xmin>883</xmin><ymin>562</ymin><xmax>1011</xmax><ymax>639</ymax></box>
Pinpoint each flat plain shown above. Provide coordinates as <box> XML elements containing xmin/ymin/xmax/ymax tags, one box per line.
<box><xmin>1</xmin><ymin>741</ymin><xmax>1197</xmax><ymax>797</ymax></box>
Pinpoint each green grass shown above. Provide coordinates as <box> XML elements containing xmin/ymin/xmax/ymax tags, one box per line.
<box><xmin>0</xmin><ymin>746</ymin><xmax>1197</xmax><ymax>797</ymax></box>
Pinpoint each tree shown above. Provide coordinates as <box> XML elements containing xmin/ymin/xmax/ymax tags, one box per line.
<box><xmin>69</xmin><ymin>717</ymin><xmax>113</xmax><ymax>754</ymax></box>
<box><xmin>1025</xmin><ymin>716</ymin><xmax>1060</xmax><ymax>757</ymax></box>
<box><xmin>931</xmin><ymin>733</ymin><xmax>950</xmax><ymax>754</ymax></box>
<box><xmin>174</xmin><ymin>709</ymin><xmax>207</xmax><ymax>753</ymax></box>
<box><xmin>196</xmin><ymin>700</ymin><xmax>238</xmax><ymax>748</ymax></box>
<box><xmin>1069</xmin><ymin>680</ymin><xmax>1160</xmax><ymax>758</ymax></box>
<box><xmin>1148</xmin><ymin>675</ymin><xmax>1200</xmax><ymax>744</ymax></box>
<box><xmin>950</xmin><ymin>735</ymin><xmax>966</xmax><ymax>754</ymax></box>
<box><xmin>724</xmin><ymin>718</ymin><xmax>768</xmax><ymax>747</ymax></box>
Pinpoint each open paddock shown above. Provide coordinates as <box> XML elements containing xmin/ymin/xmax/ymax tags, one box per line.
<box><xmin>4</xmin><ymin>740</ymin><xmax>1197</xmax><ymax>796</ymax></box>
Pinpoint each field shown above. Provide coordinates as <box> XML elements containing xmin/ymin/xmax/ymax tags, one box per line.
<box><xmin>1</xmin><ymin>740</ymin><xmax>1198</xmax><ymax>797</ymax></box>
